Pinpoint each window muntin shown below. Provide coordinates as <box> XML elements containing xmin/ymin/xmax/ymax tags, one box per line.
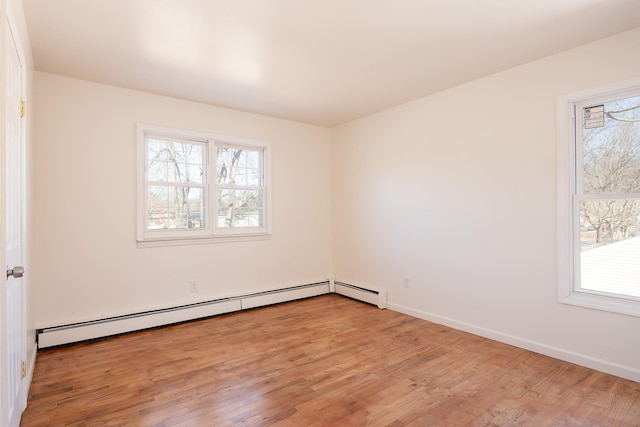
<box><xmin>137</xmin><ymin>125</ymin><xmax>271</xmax><ymax>245</ymax></box>
<box><xmin>558</xmin><ymin>79</ymin><xmax>640</xmax><ymax>317</ymax></box>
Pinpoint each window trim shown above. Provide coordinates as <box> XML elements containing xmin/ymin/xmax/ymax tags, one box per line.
<box><xmin>557</xmin><ymin>77</ymin><xmax>640</xmax><ymax>317</ymax></box>
<box><xmin>136</xmin><ymin>124</ymin><xmax>272</xmax><ymax>247</ymax></box>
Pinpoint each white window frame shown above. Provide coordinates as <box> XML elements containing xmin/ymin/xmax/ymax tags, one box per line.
<box><xmin>137</xmin><ymin>124</ymin><xmax>272</xmax><ymax>247</ymax></box>
<box><xmin>557</xmin><ymin>77</ymin><xmax>640</xmax><ymax>317</ymax></box>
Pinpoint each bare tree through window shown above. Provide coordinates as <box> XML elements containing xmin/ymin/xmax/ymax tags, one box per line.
<box><xmin>146</xmin><ymin>137</ymin><xmax>206</xmax><ymax>230</ymax></box>
<box><xmin>579</xmin><ymin>94</ymin><xmax>640</xmax><ymax>298</ymax></box>
<box><xmin>138</xmin><ymin>124</ymin><xmax>270</xmax><ymax>243</ymax></box>
<box><xmin>216</xmin><ymin>146</ymin><xmax>263</xmax><ymax>228</ymax></box>
<box><xmin>581</xmin><ymin>96</ymin><xmax>640</xmax><ymax>249</ymax></box>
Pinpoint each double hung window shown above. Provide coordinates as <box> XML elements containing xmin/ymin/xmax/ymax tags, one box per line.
<box><xmin>137</xmin><ymin>124</ymin><xmax>271</xmax><ymax>245</ymax></box>
<box><xmin>558</xmin><ymin>79</ymin><xmax>640</xmax><ymax>316</ymax></box>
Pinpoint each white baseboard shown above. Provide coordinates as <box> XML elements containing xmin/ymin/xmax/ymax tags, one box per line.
<box><xmin>37</xmin><ymin>280</ymin><xmax>389</xmax><ymax>349</ymax></box>
<box><xmin>38</xmin><ymin>282</ymin><xmax>331</xmax><ymax>348</ymax></box>
<box><xmin>334</xmin><ymin>281</ymin><xmax>387</xmax><ymax>308</ymax></box>
<box><xmin>241</xmin><ymin>282</ymin><xmax>330</xmax><ymax>309</ymax></box>
<box><xmin>388</xmin><ymin>302</ymin><xmax>640</xmax><ymax>383</ymax></box>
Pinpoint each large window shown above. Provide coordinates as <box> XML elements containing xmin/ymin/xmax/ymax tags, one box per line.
<box><xmin>558</xmin><ymin>78</ymin><xmax>640</xmax><ymax>316</ymax></box>
<box><xmin>137</xmin><ymin>124</ymin><xmax>271</xmax><ymax>246</ymax></box>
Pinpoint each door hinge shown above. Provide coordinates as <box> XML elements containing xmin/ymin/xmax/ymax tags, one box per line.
<box><xmin>20</xmin><ymin>100</ymin><xmax>25</xmax><ymax>118</ymax></box>
<box><xmin>21</xmin><ymin>361</ymin><xmax>26</xmax><ymax>378</ymax></box>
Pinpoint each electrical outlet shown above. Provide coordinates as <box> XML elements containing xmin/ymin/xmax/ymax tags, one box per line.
<box><xmin>190</xmin><ymin>281</ymin><xmax>199</xmax><ymax>293</ymax></box>
<box><xmin>403</xmin><ymin>276</ymin><xmax>410</xmax><ymax>288</ymax></box>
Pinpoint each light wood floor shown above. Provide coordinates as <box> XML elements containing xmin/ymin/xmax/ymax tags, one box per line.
<box><xmin>21</xmin><ymin>294</ymin><xmax>640</xmax><ymax>426</ymax></box>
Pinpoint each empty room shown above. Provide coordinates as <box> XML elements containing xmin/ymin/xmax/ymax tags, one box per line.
<box><xmin>1</xmin><ymin>0</ymin><xmax>640</xmax><ymax>425</ymax></box>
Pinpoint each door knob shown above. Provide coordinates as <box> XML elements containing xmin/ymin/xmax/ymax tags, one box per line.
<box><xmin>6</xmin><ymin>266</ymin><xmax>24</xmax><ymax>278</ymax></box>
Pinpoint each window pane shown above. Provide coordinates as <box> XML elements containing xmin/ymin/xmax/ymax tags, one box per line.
<box><xmin>147</xmin><ymin>158</ymin><xmax>168</xmax><ymax>182</ymax></box>
<box><xmin>217</xmin><ymin>189</ymin><xmax>263</xmax><ymax>227</ymax></box>
<box><xmin>217</xmin><ymin>147</ymin><xmax>262</xmax><ymax>186</ymax></box>
<box><xmin>147</xmin><ymin>185</ymin><xmax>206</xmax><ymax>231</ymax></box>
<box><xmin>186</xmin><ymin>164</ymin><xmax>204</xmax><ymax>182</ymax></box>
<box><xmin>147</xmin><ymin>138</ymin><xmax>169</xmax><ymax>181</ymax></box>
<box><xmin>147</xmin><ymin>138</ymin><xmax>168</xmax><ymax>161</ymax></box>
<box><xmin>147</xmin><ymin>185</ymin><xmax>170</xmax><ymax>230</ymax></box>
<box><xmin>580</xmin><ymin>199</ymin><xmax>640</xmax><ymax>298</ymax></box>
<box><xmin>184</xmin><ymin>187</ymin><xmax>206</xmax><ymax>229</ymax></box>
<box><xmin>147</xmin><ymin>137</ymin><xmax>204</xmax><ymax>184</ymax></box>
<box><xmin>583</xmin><ymin>95</ymin><xmax>640</xmax><ymax>194</ymax></box>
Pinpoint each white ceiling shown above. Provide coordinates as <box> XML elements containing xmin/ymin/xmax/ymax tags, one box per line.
<box><xmin>22</xmin><ymin>0</ymin><xmax>640</xmax><ymax>127</ymax></box>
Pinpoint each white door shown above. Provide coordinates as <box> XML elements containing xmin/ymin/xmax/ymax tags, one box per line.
<box><xmin>5</xmin><ymin>19</ymin><xmax>26</xmax><ymax>427</ymax></box>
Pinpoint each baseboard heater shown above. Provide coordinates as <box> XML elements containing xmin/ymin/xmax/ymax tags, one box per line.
<box><xmin>334</xmin><ymin>281</ymin><xmax>387</xmax><ymax>309</ymax></box>
<box><xmin>37</xmin><ymin>281</ymin><xmax>331</xmax><ymax>349</ymax></box>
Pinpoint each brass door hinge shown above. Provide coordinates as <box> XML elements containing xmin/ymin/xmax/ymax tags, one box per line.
<box><xmin>21</xmin><ymin>361</ymin><xmax>26</xmax><ymax>378</ymax></box>
<box><xmin>20</xmin><ymin>100</ymin><xmax>25</xmax><ymax>118</ymax></box>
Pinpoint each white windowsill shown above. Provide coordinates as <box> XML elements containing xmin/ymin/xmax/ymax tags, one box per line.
<box><xmin>560</xmin><ymin>291</ymin><xmax>640</xmax><ymax>318</ymax></box>
<box><xmin>137</xmin><ymin>233</ymin><xmax>272</xmax><ymax>248</ymax></box>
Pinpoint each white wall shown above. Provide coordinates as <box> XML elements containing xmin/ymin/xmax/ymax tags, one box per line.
<box><xmin>332</xmin><ymin>27</ymin><xmax>640</xmax><ymax>381</ymax></box>
<box><xmin>33</xmin><ymin>73</ymin><xmax>332</xmax><ymax>327</ymax></box>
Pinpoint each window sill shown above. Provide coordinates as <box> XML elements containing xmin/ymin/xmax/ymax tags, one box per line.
<box><xmin>560</xmin><ymin>291</ymin><xmax>640</xmax><ymax>318</ymax></box>
<box><xmin>137</xmin><ymin>233</ymin><xmax>272</xmax><ymax>248</ymax></box>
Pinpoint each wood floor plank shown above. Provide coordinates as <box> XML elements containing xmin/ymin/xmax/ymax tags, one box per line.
<box><xmin>20</xmin><ymin>295</ymin><xmax>640</xmax><ymax>426</ymax></box>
